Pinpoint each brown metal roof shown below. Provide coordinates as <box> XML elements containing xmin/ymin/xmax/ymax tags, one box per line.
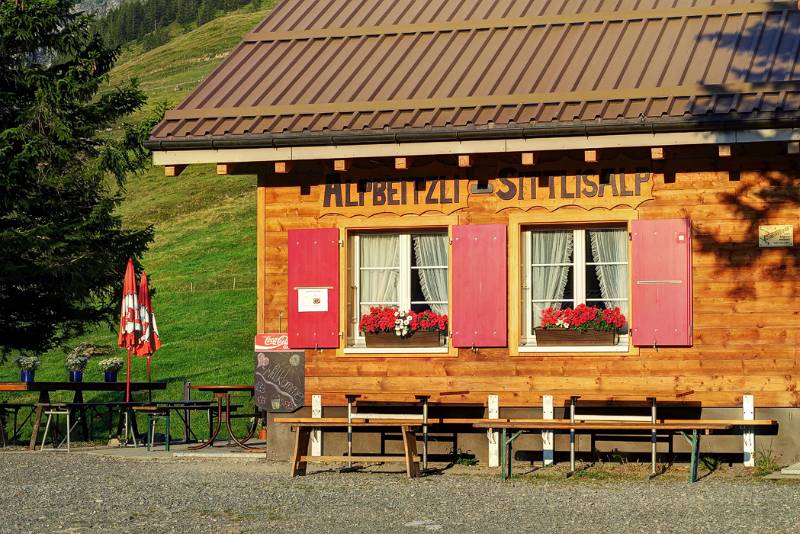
<box><xmin>148</xmin><ymin>0</ymin><xmax>800</xmax><ymax>149</ymax></box>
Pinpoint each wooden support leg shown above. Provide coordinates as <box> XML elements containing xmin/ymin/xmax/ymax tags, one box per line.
<box><xmin>401</xmin><ymin>426</ymin><xmax>420</xmax><ymax>478</ymax></box>
<box><xmin>651</xmin><ymin>397</ymin><xmax>657</xmax><ymax>475</ymax></box>
<box><xmin>500</xmin><ymin>427</ymin><xmax>506</xmax><ymax>480</ymax></box>
<box><xmin>422</xmin><ymin>399</ymin><xmax>428</xmax><ymax>471</ymax></box>
<box><xmin>29</xmin><ymin>392</ymin><xmax>48</xmax><ymax>450</ymax></box>
<box><xmin>291</xmin><ymin>428</ymin><xmax>312</xmax><ymax>477</ymax></box>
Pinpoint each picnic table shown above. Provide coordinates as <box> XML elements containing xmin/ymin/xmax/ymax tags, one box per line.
<box><xmin>0</xmin><ymin>381</ymin><xmax>167</xmax><ymax>449</ymax></box>
<box><xmin>188</xmin><ymin>385</ymin><xmax>262</xmax><ymax>451</ymax></box>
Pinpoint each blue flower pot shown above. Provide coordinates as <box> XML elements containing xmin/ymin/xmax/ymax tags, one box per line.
<box><xmin>104</xmin><ymin>371</ymin><xmax>118</xmax><ymax>383</ymax></box>
<box><xmin>69</xmin><ymin>370</ymin><xmax>83</xmax><ymax>383</ymax></box>
<box><xmin>20</xmin><ymin>370</ymin><xmax>34</xmax><ymax>383</ymax></box>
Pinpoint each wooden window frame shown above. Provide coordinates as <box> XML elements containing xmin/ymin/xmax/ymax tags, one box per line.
<box><xmin>508</xmin><ymin>210</ymin><xmax>640</xmax><ymax>357</ymax></box>
<box><xmin>336</xmin><ymin>216</ymin><xmax>459</xmax><ymax>358</ymax></box>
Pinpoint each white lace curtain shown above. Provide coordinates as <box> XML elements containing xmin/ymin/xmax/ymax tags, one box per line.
<box><xmin>530</xmin><ymin>230</ymin><xmax>574</xmax><ymax>326</ymax></box>
<box><xmin>413</xmin><ymin>234</ymin><xmax>448</xmax><ymax>315</ymax></box>
<box><xmin>589</xmin><ymin>229</ymin><xmax>628</xmax><ymax>320</ymax></box>
<box><xmin>359</xmin><ymin>235</ymin><xmax>399</xmax><ymax>309</ymax></box>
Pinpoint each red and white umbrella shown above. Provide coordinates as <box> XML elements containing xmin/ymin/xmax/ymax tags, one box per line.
<box><xmin>135</xmin><ymin>271</ymin><xmax>161</xmax><ymax>382</ymax></box>
<box><xmin>118</xmin><ymin>258</ymin><xmax>141</xmax><ymax>402</ymax></box>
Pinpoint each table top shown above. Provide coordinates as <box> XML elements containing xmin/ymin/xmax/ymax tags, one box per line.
<box><xmin>0</xmin><ymin>381</ymin><xmax>167</xmax><ymax>392</ymax></box>
<box><xmin>190</xmin><ymin>384</ymin><xmax>254</xmax><ymax>393</ymax></box>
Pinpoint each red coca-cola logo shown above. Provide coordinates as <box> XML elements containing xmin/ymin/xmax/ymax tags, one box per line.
<box><xmin>255</xmin><ymin>333</ymin><xmax>289</xmax><ymax>351</ymax></box>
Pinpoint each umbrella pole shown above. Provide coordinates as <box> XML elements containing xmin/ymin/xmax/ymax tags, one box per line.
<box><xmin>125</xmin><ymin>348</ymin><xmax>131</xmax><ymax>403</ymax></box>
<box><xmin>147</xmin><ymin>356</ymin><xmax>152</xmax><ymax>402</ymax></box>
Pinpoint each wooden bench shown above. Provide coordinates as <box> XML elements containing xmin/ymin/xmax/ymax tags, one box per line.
<box><xmin>473</xmin><ymin>418</ymin><xmax>778</xmax><ymax>482</ymax></box>
<box><xmin>277</xmin><ymin>418</ymin><xmax>423</xmax><ymax>478</ymax></box>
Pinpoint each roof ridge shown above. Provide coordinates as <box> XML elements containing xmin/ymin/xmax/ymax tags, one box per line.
<box><xmin>242</xmin><ymin>2</ymin><xmax>796</xmax><ymax>43</ymax></box>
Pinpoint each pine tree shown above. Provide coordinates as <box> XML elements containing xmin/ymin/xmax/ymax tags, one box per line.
<box><xmin>0</xmin><ymin>0</ymin><xmax>157</xmax><ymax>360</ymax></box>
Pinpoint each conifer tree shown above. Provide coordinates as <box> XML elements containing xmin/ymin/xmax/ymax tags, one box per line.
<box><xmin>0</xmin><ymin>0</ymin><xmax>156</xmax><ymax>360</ymax></box>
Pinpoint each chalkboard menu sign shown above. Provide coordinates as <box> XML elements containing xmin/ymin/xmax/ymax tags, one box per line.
<box><xmin>254</xmin><ymin>334</ymin><xmax>304</xmax><ymax>412</ymax></box>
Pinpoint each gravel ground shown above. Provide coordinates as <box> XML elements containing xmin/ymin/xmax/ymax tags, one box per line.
<box><xmin>1</xmin><ymin>452</ymin><xmax>799</xmax><ymax>533</ymax></box>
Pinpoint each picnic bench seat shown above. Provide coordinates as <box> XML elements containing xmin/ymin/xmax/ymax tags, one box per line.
<box><xmin>278</xmin><ymin>418</ymin><xmax>423</xmax><ymax>478</ymax></box>
<box><xmin>473</xmin><ymin>418</ymin><xmax>778</xmax><ymax>482</ymax></box>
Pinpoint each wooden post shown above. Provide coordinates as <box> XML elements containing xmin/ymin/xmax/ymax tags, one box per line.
<box><xmin>311</xmin><ymin>394</ymin><xmax>322</xmax><ymax>457</ymax></box>
<box><xmin>488</xmin><ymin>394</ymin><xmax>499</xmax><ymax>468</ymax></box>
<box><xmin>542</xmin><ymin>395</ymin><xmax>554</xmax><ymax>466</ymax></box>
<box><xmin>256</xmin><ymin>174</ymin><xmax>268</xmax><ymax>332</ymax></box>
<box><xmin>743</xmin><ymin>394</ymin><xmax>755</xmax><ymax>467</ymax></box>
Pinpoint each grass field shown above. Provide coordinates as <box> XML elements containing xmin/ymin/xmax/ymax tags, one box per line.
<box><xmin>1</xmin><ymin>6</ymin><xmax>276</xmax><ymax>438</ymax></box>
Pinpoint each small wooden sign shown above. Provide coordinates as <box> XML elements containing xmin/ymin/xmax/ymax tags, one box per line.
<box><xmin>758</xmin><ymin>225</ymin><xmax>793</xmax><ymax>248</ymax></box>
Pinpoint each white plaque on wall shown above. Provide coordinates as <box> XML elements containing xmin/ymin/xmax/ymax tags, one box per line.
<box><xmin>758</xmin><ymin>225</ymin><xmax>793</xmax><ymax>248</ymax></box>
<box><xmin>297</xmin><ymin>287</ymin><xmax>329</xmax><ymax>312</ymax></box>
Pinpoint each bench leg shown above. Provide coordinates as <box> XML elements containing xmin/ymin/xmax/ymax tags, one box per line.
<box><xmin>165</xmin><ymin>413</ymin><xmax>170</xmax><ymax>452</ymax></box>
<box><xmin>29</xmin><ymin>404</ymin><xmax>45</xmax><ymax>450</ymax></box>
<box><xmin>401</xmin><ymin>425</ymin><xmax>420</xmax><ymax>478</ymax></box>
<box><xmin>291</xmin><ymin>428</ymin><xmax>311</xmax><ymax>477</ymax></box>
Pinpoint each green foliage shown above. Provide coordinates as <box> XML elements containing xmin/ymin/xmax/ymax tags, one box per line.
<box><xmin>754</xmin><ymin>448</ymin><xmax>780</xmax><ymax>476</ymax></box>
<box><xmin>95</xmin><ymin>0</ymin><xmax>276</xmax><ymax>50</ymax></box>
<box><xmin>0</xmin><ymin>0</ymin><xmax>156</xmax><ymax>360</ymax></box>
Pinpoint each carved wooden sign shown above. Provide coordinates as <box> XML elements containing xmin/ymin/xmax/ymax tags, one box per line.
<box><xmin>321</xmin><ymin>169</ymin><xmax>653</xmax><ymax>216</ymax></box>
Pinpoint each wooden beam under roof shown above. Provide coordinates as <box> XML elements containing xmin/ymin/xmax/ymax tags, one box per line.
<box><xmin>333</xmin><ymin>159</ymin><xmax>350</xmax><ymax>172</ymax></box>
<box><xmin>216</xmin><ymin>163</ymin><xmax>232</xmax><ymax>175</ymax></box>
<box><xmin>651</xmin><ymin>147</ymin><xmax>665</xmax><ymax>160</ymax></box>
<box><xmin>395</xmin><ymin>156</ymin><xmax>410</xmax><ymax>170</ymax></box>
<box><xmin>584</xmin><ymin>149</ymin><xmax>598</xmax><ymax>163</ymax></box>
<box><xmin>457</xmin><ymin>154</ymin><xmax>473</xmax><ymax>168</ymax></box>
<box><xmin>718</xmin><ymin>144</ymin><xmax>732</xmax><ymax>157</ymax></box>
<box><xmin>275</xmin><ymin>161</ymin><xmax>292</xmax><ymax>173</ymax></box>
<box><xmin>164</xmin><ymin>164</ymin><xmax>186</xmax><ymax>177</ymax></box>
<box><xmin>521</xmin><ymin>152</ymin><xmax>538</xmax><ymax>166</ymax></box>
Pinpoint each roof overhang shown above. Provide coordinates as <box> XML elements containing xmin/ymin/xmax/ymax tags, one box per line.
<box><xmin>150</xmin><ymin>123</ymin><xmax>800</xmax><ymax>167</ymax></box>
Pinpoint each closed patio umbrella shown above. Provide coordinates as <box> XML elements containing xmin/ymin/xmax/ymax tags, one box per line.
<box><xmin>135</xmin><ymin>271</ymin><xmax>161</xmax><ymax>385</ymax></box>
<box><xmin>118</xmin><ymin>258</ymin><xmax>141</xmax><ymax>402</ymax></box>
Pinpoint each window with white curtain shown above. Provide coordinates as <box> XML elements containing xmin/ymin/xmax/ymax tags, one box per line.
<box><xmin>521</xmin><ymin>227</ymin><xmax>629</xmax><ymax>348</ymax></box>
<box><xmin>349</xmin><ymin>231</ymin><xmax>448</xmax><ymax>346</ymax></box>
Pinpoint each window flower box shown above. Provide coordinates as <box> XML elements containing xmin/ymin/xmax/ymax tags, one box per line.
<box><xmin>534</xmin><ymin>328</ymin><xmax>617</xmax><ymax>346</ymax></box>
<box><xmin>360</xmin><ymin>306</ymin><xmax>447</xmax><ymax>348</ymax></box>
<box><xmin>536</xmin><ymin>304</ymin><xmax>625</xmax><ymax>347</ymax></box>
<box><xmin>365</xmin><ymin>330</ymin><xmax>442</xmax><ymax>348</ymax></box>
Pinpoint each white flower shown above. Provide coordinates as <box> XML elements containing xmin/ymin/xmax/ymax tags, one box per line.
<box><xmin>394</xmin><ymin>311</ymin><xmax>399</xmax><ymax>317</ymax></box>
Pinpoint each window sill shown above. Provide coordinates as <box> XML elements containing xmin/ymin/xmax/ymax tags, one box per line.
<box><xmin>518</xmin><ymin>344</ymin><xmax>630</xmax><ymax>353</ymax></box>
<box><xmin>343</xmin><ymin>346</ymin><xmax>449</xmax><ymax>354</ymax></box>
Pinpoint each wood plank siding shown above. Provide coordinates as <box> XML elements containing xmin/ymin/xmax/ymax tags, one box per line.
<box><xmin>257</xmin><ymin>144</ymin><xmax>799</xmax><ymax>408</ymax></box>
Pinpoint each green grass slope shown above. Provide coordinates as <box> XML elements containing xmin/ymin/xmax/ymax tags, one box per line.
<box><xmin>1</xmin><ymin>7</ymin><xmax>275</xmax><ymax>434</ymax></box>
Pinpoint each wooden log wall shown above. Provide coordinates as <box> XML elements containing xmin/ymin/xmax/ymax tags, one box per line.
<box><xmin>256</xmin><ymin>144</ymin><xmax>800</xmax><ymax>408</ymax></box>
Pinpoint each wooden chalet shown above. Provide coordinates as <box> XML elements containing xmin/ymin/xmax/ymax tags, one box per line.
<box><xmin>147</xmin><ymin>0</ymin><xmax>800</xmax><ymax>462</ymax></box>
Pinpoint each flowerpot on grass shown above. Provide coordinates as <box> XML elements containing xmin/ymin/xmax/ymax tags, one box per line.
<box><xmin>20</xmin><ymin>370</ymin><xmax>35</xmax><ymax>383</ymax></box>
<box><xmin>104</xmin><ymin>371</ymin><xmax>118</xmax><ymax>383</ymax></box>
<box><xmin>69</xmin><ymin>370</ymin><xmax>83</xmax><ymax>383</ymax></box>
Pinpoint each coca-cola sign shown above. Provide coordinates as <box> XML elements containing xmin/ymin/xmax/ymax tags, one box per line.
<box><xmin>255</xmin><ymin>333</ymin><xmax>289</xmax><ymax>352</ymax></box>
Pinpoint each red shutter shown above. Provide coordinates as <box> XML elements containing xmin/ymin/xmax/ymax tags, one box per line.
<box><xmin>451</xmin><ymin>224</ymin><xmax>507</xmax><ymax>348</ymax></box>
<box><xmin>287</xmin><ymin>228</ymin><xmax>340</xmax><ymax>349</ymax></box>
<box><xmin>631</xmin><ymin>219</ymin><xmax>692</xmax><ymax>347</ymax></box>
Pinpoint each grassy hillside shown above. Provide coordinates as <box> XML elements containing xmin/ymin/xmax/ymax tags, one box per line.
<box><xmin>1</xmin><ymin>6</ymin><xmax>275</xmax><ymax>436</ymax></box>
